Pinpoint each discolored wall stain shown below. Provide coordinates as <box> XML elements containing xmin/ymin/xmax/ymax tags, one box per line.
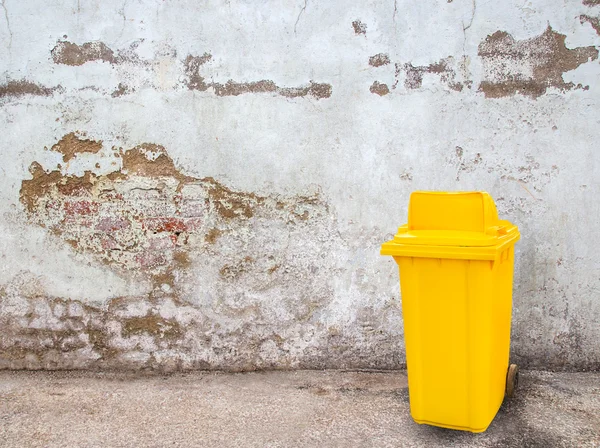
<box><xmin>582</xmin><ymin>0</ymin><xmax>600</xmax><ymax>5</ymax></box>
<box><xmin>369</xmin><ymin>53</ymin><xmax>390</xmax><ymax>67</ymax></box>
<box><xmin>478</xmin><ymin>26</ymin><xmax>598</xmax><ymax>98</ymax></box>
<box><xmin>369</xmin><ymin>81</ymin><xmax>389</xmax><ymax>96</ymax></box>
<box><xmin>0</xmin><ymin>268</ymin><xmax>406</xmax><ymax>372</ymax></box>
<box><xmin>212</xmin><ymin>80</ymin><xmax>277</xmax><ymax>96</ymax></box>
<box><xmin>50</xmin><ymin>132</ymin><xmax>103</xmax><ymax>162</ymax></box>
<box><xmin>211</xmin><ymin>80</ymin><xmax>332</xmax><ymax>99</ymax></box>
<box><xmin>352</xmin><ymin>20</ymin><xmax>367</xmax><ymax>35</ymax></box>
<box><xmin>580</xmin><ymin>15</ymin><xmax>600</xmax><ymax>36</ymax></box>
<box><xmin>278</xmin><ymin>82</ymin><xmax>332</xmax><ymax>99</ymax></box>
<box><xmin>120</xmin><ymin>143</ymin><xmax>193</xmax><ymax>184</ymax></box>
<box><xmin>183</xmin><ymin>53</ymin><xmax>332</xmax><ymax>99</ymax></box>
<box><xmin>183</xmin><ymin>53</ymin><xmax>212</xmax><ymax>91</ymax></box>
<box><xmin>51</xmin><ymin>41</ymin><xmax>116</xmax><ymax>66</ymax></box>
<box><xmin>20</xmin><ymin>163</ymin><xmax>94</xmax><ymax>213</ymax></box>
<box><xmin>121</xmin><ymin>313</ymin><xmax>183</xmax><ymax>340</ymax></box>
<box><xmin>0</xmin><ymin>275</ymin><xmax>193</xmax><ymax>370</ymax></box>
<box><xmin>203</xmin><ymin>177</ymin><xmax>263</xmax><ymax>219</ymax></box>
<box><xmin>0</xmin><ymin>80</ymin><xmax>56</xmax><ymax>99</ymax></box>
<box><xmin>403</xmin><ymin>63</ymin><xmax>427</xmax><ymax>89</ymax></box>
<box><xmin>219</xmin><ymin>256</ymin><xmax>255</xmax><ymax>280</ymax></box>
<box><xmin>204</xmin><ymin>228</ymin><xmax>223</xmax><ymax>244</ymax></box>
<box><xmin>400</xmin><ymin>57</ymin><xmax>468</xmax><ymax>91</ymax></box>
<box><xmin>47</xmin><ymin>43</ymin><xmax>332</xmax><ymax>100</ymax></box>
<box><xmin>111</xmin><ymin>83</ymin><xmax>130</xmax><ymax>97</ymax></box>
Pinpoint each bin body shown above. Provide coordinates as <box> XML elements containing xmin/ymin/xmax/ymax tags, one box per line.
<box><xmin>381</xmin><ymin>191</ymin><xmax>519</xmax><ymax>433</ymax></box>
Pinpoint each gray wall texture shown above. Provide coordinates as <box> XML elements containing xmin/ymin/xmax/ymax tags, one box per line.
<box><xmin>0</xmin><ymin>0</ymin><xmax>599</xmax><ymax>372</ymax></box>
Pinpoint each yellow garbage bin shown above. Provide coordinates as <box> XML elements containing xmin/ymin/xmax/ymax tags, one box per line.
<box><xmin>381</xmin><ymin>191</ymin><xmax>520</xmax><ymax>433</ymax></box>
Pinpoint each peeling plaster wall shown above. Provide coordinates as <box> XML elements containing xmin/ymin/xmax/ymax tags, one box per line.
<box><xmin>0</xmin><ymin>0</ymin><xmax>599</xmax><ymax>372</ymax></box>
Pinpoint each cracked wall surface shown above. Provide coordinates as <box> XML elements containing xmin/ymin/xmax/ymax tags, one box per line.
<box><xmin>1</xmin><ymin>0</ymin><xmax>600</xmax><ymax>371</ymax></box>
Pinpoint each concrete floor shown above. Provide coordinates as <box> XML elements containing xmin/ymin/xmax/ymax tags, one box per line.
<box><xmin>0</xmin><ymin>370</ymin><xmax>598</xmax><ymax>447</ymax></box>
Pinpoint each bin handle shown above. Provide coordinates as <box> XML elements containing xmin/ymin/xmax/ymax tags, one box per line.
<box><xmin>486</xmin><ymin>225</ymin><xmax>507</xmax><ymax>236</ymax></box>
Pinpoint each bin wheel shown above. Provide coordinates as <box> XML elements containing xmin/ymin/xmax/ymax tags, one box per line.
<box><xmin>506</xmin><ymin>364</ymin><xmax>519</xmax><ymax>398</ymax></box>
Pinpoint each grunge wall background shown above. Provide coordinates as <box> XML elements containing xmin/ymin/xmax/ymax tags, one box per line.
<box><xmin>1</xmin><ymin>0</ymin><xmax>599</xmax><ymax>371</ymax></box>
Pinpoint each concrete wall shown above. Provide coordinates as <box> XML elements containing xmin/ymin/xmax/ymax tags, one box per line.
<box><xmin>1</xmin><ymin>0</ymin><xmax>599</xmax><ymax>372</ymax></box>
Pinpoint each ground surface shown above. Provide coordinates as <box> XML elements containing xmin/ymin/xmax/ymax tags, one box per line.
<box><xmin>0</xmin><ymin>370</ymin><xmax>598</xmax><ymax>447</ymax></box>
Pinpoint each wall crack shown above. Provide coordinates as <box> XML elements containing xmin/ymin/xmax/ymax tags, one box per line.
<box><xmin>462</xmin><ymin>0</ymin><xmax>476</xmax><ymax>52</ymax></box>
<box><xmin>294</xmin><ymin>0</ymin><xmax>308</xmax><ymax>35</ymax></box>
<box><xmin>1</xmin><ymin>0</ymin><xmax>12</xmax><ymax>51</ymax></box>
<box><xmin>118</xmin><ymin>0</ymin><xmax>129</xmax><ymax>40</ymax></box>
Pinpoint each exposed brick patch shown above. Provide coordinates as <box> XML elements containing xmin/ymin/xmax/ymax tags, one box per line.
<box><xmin>20</xmin><ymin>135</ymin><xmax>331</xmax><ymax>289</ymax></box>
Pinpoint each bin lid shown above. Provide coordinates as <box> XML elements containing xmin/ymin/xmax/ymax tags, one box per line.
<box><xmin>381</xmin><ymin>191</ymin><xmax>520</xmax><ymax>260</ymax></box>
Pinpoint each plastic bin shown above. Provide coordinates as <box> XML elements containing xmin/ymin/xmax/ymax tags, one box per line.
<box><xmin>380</xmin><ymin>191</ymin><xmax>520</xmax><ymax>433</ymax></box>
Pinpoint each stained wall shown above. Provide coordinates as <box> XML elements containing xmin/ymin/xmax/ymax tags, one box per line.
<box><xmin>1</xmin><ymin>0</ymin><xmax>599</xmax><ymax>371</ymax></box>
